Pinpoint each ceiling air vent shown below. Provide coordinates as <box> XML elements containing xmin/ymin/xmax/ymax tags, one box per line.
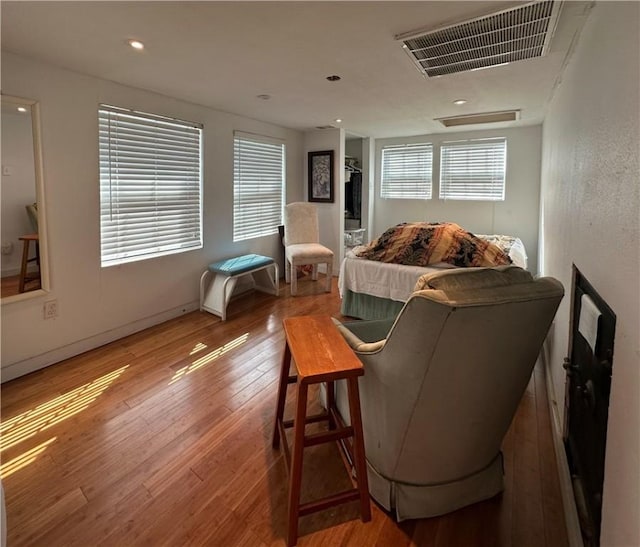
<box><xmin>435</xmin><ymin>110</ymin><xmax>521</xmax><ymax>127</ymax></box>
<box><xmin>396</xmin><ymin>1</ymin><xmax>563</xmax><ymax>77</ymax></box>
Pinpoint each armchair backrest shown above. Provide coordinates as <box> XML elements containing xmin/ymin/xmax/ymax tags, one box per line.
<box><xmin>284</xmin><ymin>202</ymin><xmax>319</xmax><ymax>246</ymax></box>
<box><xmin>355</xmin><ymin>266</ymin><xmax>564</xmax><ymax>486</ymax></box>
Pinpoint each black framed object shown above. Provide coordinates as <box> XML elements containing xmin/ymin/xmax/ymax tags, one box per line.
<box><xmin>308</xmin><ymin>150</ymin><xmax>334</xmax><ymax>203</ymax></box>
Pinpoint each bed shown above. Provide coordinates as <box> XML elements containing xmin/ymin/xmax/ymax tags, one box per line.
<box><xmin>339</xmin><ymin>231</ymin><xmax>528</xmax><ymax>320</ymax></box>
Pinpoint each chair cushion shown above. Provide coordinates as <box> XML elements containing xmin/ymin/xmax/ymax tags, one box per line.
<box><xmin>414</xmin><ymin>265</ymin><xmax>532</xmax><ymax>292</ymax></box>
<box><xmin>208</xmin><ymin>254</ymin><xmax>274</xmax><ymax>276</ymax></box>
<box><xmin>286</xmin><ymin>243</ymin><xmax>333</xmax><ymax>260</ymax></box>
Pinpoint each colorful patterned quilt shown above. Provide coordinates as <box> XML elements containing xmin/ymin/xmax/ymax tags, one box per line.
<box><xmin>354</xmin><ymin>222</ymin><xmax>512</xmax><ymax>268</ymax></box>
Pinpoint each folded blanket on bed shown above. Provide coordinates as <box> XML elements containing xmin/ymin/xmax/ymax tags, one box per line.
<box><xmin>354</xmin><ymin>222</ymin><xmax>512</xmax><ymax>268</ymax></box>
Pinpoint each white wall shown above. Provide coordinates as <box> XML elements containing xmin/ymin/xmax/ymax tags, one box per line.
<box><xmin>303</xmin><ymin>128</ymin><xmax>345</xmax><ymax>272</ymax></box>
<box><xmin>1</xmin><ymin>110</ymin><xmax>37</xmax><ymax>276</ymax></box>
<box><xmin>374</xmin><ymin>126</ymin><xmax>542</xmax><ymax>274</ymax></box>
<box><xmin>1</xmin><ymin>52</ymin><xmax>304</xmax><ymax>381</ymax></box>
<box><xmin>539</xmin><ymin>3</ymin><xmax>640</xmax><ymax>546</ymax></box>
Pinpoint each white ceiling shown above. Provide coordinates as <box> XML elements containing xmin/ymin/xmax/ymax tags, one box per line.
<box><xmin>1</xmin><ymin>1</ymin><xmax>592</xmax><ymax>138</ymax></box>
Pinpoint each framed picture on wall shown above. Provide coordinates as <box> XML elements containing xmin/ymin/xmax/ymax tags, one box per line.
<box><xmin>308</xmin><ymin>150</ymin><xmax>334</xmax><ymax>203</ymax></box>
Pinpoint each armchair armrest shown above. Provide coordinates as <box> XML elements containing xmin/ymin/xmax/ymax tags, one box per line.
<box><xmin>331</xmin><ymin>317</ymin><xmax>390</xmax><ymax>354</ymax></box>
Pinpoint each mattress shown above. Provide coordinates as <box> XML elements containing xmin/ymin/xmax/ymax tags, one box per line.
<box><xmin>339</xmin><ymin>235</ymin><xmax>527</xmax><ymax>304</ymax></box>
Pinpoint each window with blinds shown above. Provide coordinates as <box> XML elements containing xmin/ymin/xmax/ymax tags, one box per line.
<box><xmin>99</xmin><ymin>105</ymin><xmax>203</xmax><ymax>267</ymax></box>
<box><xmin>439</xmin><ymin>138</ymin><xmax>507</xmax><ymax>201</ymax></box>
<box><xmin>233</xmin><ymin>132</ymin><xmax>285</xmax><ymax>242</ymax></box>
<box><xmin>381</xmin><ymin>143</ymin><xmax>433</xmax><ymax>199</ymax></box>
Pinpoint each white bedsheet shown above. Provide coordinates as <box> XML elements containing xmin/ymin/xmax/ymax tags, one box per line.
<box><xmin>339</xmin><ymin>237</ymin><xmax>527</xmax><ymax>303</ymax></box>
<box><xmin>338</xmin><ymin>251</ymin><xmax>444</xmax><ymax>302</ymax></box>
<box><xmin>476</xmin><ymin>234</ymin><xmax>528</xmax><ymax>271</ymax></box>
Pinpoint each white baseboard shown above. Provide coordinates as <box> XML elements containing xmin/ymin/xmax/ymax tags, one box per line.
<box><xmin>1</xmin><ymin>300</ymin><xmax>200</xmax><ymax>383</ymax></box>
<box><xmin>541</xmin><ymin>347</ymin><xmax>584</xmax><ymax>547</ymax></box>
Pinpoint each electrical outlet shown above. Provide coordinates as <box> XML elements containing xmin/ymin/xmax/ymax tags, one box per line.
<box><xmin>43</xmin><ymin>300</ymin><xmax>58</xmax><ymax>320</ymax></box>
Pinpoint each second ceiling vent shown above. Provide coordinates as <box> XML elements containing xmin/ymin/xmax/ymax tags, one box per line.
<box><xmin>397</xmin><ymin>1</ymin><xmax>563</xmax><ymax>77</ymax></box>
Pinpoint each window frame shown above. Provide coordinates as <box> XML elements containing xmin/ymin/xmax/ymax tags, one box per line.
<box><xmin>98</xmin><ymin>104</ymin><xmax>203</xmax><ymax>268</ymax></box>
<box><xmin>439</xmin><ymin>137</ymin><xmax>507</xmax><ymax>201</ymax></box>
<box><xmin>380</xmin><ymin>143</ymin><xmax>433</xmax><ymax>200</ymax></box>
<box><xmin>233</xmin><ymin>131</ymin><xmax>286</xmax><ymax>242</ymax></box>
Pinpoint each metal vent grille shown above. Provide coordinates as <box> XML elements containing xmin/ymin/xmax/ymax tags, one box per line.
<box><xmin>397</xmin><ymin>1</ymin><xmax>562</xmax><ymax>77</ymax></box>
<box><xmin>435</xmin><ymin>110</ymin><xmax>520</xmax><ymax>127</ymax></box>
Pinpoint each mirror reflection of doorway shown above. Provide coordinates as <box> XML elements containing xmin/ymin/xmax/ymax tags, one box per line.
<box><xmin>1</xmin><ymin>97</ymin><xmax>41</xmax><ymax>297</ymax></box>
<box><xmin>345</xmin><ymin>135</ymin><xmax>363</xmax><ymax>231</ymax></box>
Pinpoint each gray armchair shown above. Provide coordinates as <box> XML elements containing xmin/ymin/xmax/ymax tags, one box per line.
<box><xmin>331</xmin><ymin>266</ymin><xmax>564</xmax><ymax>521</ymax></box>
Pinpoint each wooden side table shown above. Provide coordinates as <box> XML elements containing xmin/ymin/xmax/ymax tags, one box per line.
<box><xmin>272</xmin><ymin>315</ymin><xmax>371</xmax><ymax>546</ymax></box>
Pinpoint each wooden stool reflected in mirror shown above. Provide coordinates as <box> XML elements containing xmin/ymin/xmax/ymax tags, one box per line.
<box><xmin>18</xmin><ymin>233</ymin><xmax>40</xmax><ymax>293</ymax></box>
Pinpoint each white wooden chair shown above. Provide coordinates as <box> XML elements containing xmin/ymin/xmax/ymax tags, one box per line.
<box><xmin>283</xmin><ymin>202</ymin><xmax>334</xmax><ymax>296</ymax></box>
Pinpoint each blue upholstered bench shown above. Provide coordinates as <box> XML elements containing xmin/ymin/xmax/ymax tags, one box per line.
<box><xmin>199</xmin><ymin>254</ymin><xmax>279</xmax><ymax>321</ymax></box>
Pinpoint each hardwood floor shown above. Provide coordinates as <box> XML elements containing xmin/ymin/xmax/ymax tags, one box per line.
<box><xmin>0</xmin><ymin>277</ymin><xmax>569</xmax><ymax>546</ymax></box>
<box><xmin>1</xmin><ymin>274</ymin><xmax>40</xmax><ymax>298</ymax></box>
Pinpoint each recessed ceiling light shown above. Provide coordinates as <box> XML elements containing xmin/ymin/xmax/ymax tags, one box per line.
<box><xmin>453</xmin><ymin>99</ymin><xmax>467</xmax><ymax>105</ymax></box>
<box><xmin>17</xmin><ymin>107</ymin><xmax>28</xmax><ymax>113</ymax></box>
<box><xmin>335</xmin><ymin>118</ymin><xmax>342</xmax><ymax>123</ymax></box>
<box><xmin>326</xmin><ymin>75</ymin><xmax>341</xmax><ymax>82</ymax></box>
<box><xmin>128</xmin><ymin>40</ymin><xmax>144</xmax><ymax>50</ymax></box>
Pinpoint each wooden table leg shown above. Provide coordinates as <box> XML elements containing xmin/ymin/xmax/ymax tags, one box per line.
<box><xmin>18</xmin><ymin>238</ymin><xmax>30</xmax><ymax>293</ymax></box>
<box><xmin>346</xmin><ymin>377</ymin><xmax>371</xmax><ymax>522</ymax></box>
<box><xmin>287</xmin><ymin>381</ymin><xmax>309</xmax><ymax>547</ymax></box>
<box><xmin>326</xmin><ymin>381</ymin><xmax>336</xmax><ymax>430</ymax></box>
<box><xmin>273</xmin><ymin>342</ymin><xmax>292</xmax><ymax>449</ymax></box>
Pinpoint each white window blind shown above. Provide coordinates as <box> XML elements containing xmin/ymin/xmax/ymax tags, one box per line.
<box><xmin>233</xmin><ymin>132</ymin><xmax>285</xmax><ymax>242</ymax></box>
<box><xmin>381</xmin><ymin>143</ymin><xmax>433</xmax><ymax>199</ymax></box>
<box><xmin>439</xmin><ymin>138</ymin><xmax>507</xmax><ymax>201</ymax></box>
<box><xmin>99</xmin><ymin>105</ymin><xmax>203</xmax><ymax>267</ymax></box>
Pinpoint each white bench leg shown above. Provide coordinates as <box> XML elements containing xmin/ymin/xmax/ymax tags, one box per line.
<box><xmin>202</xmin><ymin>274</ymin><xmax>238</xmax><ymax>321</ymax></box>
<box><xmin>200</xmin><ymin>270</ymin><xmax>212</xmax><ymax>311</ymax></box>
<box><xmin>202</xmin><ymin>262</ymin><xmax>279</xmax><ymax>319</ymax></box>
<box><xmin>221</xmin><ymin>276</ymin><xmax>237</xmax><ymax>321</ymax></box>
<box><xmin>252</xmin><ymin>263</ymin><xmax>279</xmax><ymax>297</ymax></box>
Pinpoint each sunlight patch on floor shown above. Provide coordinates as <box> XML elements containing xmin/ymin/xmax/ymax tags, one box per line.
<box><xmin>0</xmin><ymin>365</ymin><xmax>129</xmax><ymax>452</ymax></box>
<box><xmin>169</xmin><ymin>333</ymin><xmax>249</xmax><ymax>384</ymax></box>
<box><xmin>0</xmin><ymin>437</ymin><xmax>57</xmax><ymax>479</ymax></box>
<box><xmin>189</xmin><ymin>342</ymin><xmax>208</xmax><ymax>355</ymax></box>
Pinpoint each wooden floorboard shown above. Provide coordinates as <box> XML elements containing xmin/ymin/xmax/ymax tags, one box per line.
<box><xmin>1</xmin><ymin>274</ymin><xmax>40</xmax><ymax>299</ymax></box>
<box><xmin>1</xmin><ymin>276</ymin><xmax>569</xmax><ymax>546</ymax></box>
